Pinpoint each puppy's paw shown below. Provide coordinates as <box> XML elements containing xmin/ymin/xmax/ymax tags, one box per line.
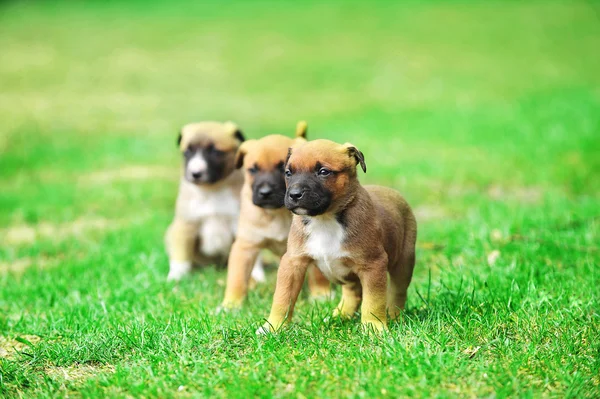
<box><xmin>214</xmin><ymin>305</ymin><xmax>227</xmax><ymax>315</ymax></box>
<box><xmin>332</xmin><ymin>305</ymin><xmax>357</xmax><ymax>319</ymax></box>
<box><xmin>255</xmin><ymin>318</ymin><xmax>289</xmax><ymax>335</ymax></box>
<box><xmin>255</xmin><ymin>322</ymin><xmax>278</xmax><ymax>335</ymax></box>
<box><xmin>216</xmin><ymin>300</ymin><xmax>243</xmax><ymax>314</ymax></box>
<box><xmin>361</xmin><ymin>320</ymin><xmax>388</xmax><ymax>334</ymax></box>
<box><xmin>325</xmin><ymin>309</ymin><xmax>357</xmax><ymax>323</ymax></box>
<box><xmin>331</xmin><ymin>308</ymin><xmax>340</xmax><ymax>318</ymax></box>
<box><xmin>255</xmin><ymin>324</ymin><xmax>271</xmax><ymax>335</ymax></box>
<box><xmin>331</xmin><ymin>307</ymin><xmax>345</xmax><ymax>318</ymax></box>
<box><xmin>166</xmin><ymin>272</ymin><xmax>183</xmax><ymax>282</ymax></box>
<box><xmin>167</xmin><ymin>261</ymin><xmax>192</xmax><ymax>281</ymax></box>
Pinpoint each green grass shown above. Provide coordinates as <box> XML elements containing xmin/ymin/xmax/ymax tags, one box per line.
<box><xmin>1</xmin><ymin>0</ymin><xmax>599</xmax><ymax>397</ymax></box>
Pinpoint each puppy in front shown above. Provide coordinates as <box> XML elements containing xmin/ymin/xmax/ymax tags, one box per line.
<box><xmin>220</xmin><ymin>122</ymin><xmax>331</xmax><ymax>309</ymax></box>
<box><xmin>165</xmin><ymin>121</ymin><xmax>261</xmax><ymax>281</ymax></box>
<box><xmin>259</xmin><ymin>139</ymin><xmax>417</xmax><ymax>332</ymax></box>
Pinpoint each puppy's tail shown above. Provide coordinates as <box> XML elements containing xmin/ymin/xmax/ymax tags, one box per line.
<box><xmin>295</xmin><ymin>120</ymin><xmax>308</xmax><ymax>138</ymax></box>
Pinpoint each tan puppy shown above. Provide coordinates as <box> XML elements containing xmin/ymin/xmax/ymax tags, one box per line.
<box><xmin>259</xmin><ymin>139</ymin><xmax>417</xmax><ymax>332</ymax></box>
<box><xmin>221</xmin><ymin>122</ymin><xmax>331</xmax><ymax>308</ymax></box>
<box><xmin>165</xmin><ymin>121</ymin><xmax>262</xmax><ymax>281</ymax></box>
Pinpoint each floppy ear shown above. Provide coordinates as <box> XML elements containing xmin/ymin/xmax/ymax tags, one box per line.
<box><xmin>224</xmin><ymin>121</ymin><xmax>245</xmax><ymax>143</ymax></box>
<box><xmin>233</xmin><ymin>129</ymin><xmax>245</xmax><ymax>142</ymax></box>
<box><xmin>234</xmin><ymin>146</ymin><xmax>246</xmax><ymax>169</ymax></box>
<box><xmin>295</xmin><ymin>120</ymin><xmax>308</xmax><ymax>139</ymax></box>
<box><xmin>343</xmin><ymin>143</ymin><xmax>367</xmax><ymax>173</ymax></box>
<box><xmin>235</xmin><ymin>141</ymin><xmax>254</xmax><ymax>169</ymax></box>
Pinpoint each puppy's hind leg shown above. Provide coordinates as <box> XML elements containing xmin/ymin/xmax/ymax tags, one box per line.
<box><xmin>307</xmin><ymin>265</ymin><xmax>332</xmax><ymax>300</ymax></box>
<box><xmin>333</xmin><ymin>282</ymin><xmax>362</xmax><ymax>318</ymax></box>
<box><xmin>165</xmin><ymin>220</ymin><xmax>200</xmax><ymax>281</ymax></box>
<box><xmin>359</xmin><ymin>257</ymin><xmax>389</xmax><ymax>332</ymax></box>
<box><xmin>387</xmin><ymin>222</ymin><xmax>417</xmax><ymax>319</ymax></box>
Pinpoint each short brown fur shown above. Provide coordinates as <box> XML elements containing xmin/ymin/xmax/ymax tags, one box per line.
<box><xmin>261</xmin><ymin>139</ymin><xmax>417</xmax><ymax>332</ymax></box>
<box><xmin>221</xmin><ymin>123</ymin><xmax>330</xmax><ymax>308</ymax></box>
<box><xmin>165</xmin><ymin>121</ymin><xmax>244</xmax><ymax>281</ymax></box>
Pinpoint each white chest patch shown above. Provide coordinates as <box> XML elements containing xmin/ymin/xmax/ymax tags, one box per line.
<box><xmin>182</xmin><ymin>181</ymin><xmax>240</xmax><ymax>224</ymax></box>
<box><xmin>304</xmin><ymin>216</ymin><xmax>349</xmax><ymax>282</ymax></box>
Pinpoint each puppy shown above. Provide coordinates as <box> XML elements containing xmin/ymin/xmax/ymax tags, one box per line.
<box><xmin>165</xmin><ymin>121</ymin><xmax>254</xmax><ymax>281</ymax></box>
<box><xmin>259</xmin><ymin>139</ymin><xmax>417</xmax><ymax>332</ymax></box>
<box><xmin>220</xmin><ymin>122</ymin><xmax>331</xmax><ymax>309</ymax></box>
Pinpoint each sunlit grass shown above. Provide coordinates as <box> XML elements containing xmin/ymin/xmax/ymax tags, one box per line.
<box><xmin>0</xmin><ymin>0</ymin><xmax>599</xmax><ymax>397</ymax></box>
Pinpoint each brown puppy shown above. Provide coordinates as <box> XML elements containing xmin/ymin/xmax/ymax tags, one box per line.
<box><xmin>259</xmin><ymin>139</ymin><xmax>417</xmax><ymax>332</ymax></box>
<box><xmin>165</xmin><ymin>121</ymin><xmax>248</xmax><ymax>281</ymax></box>
<box><xmin>221</xmin><ymin>122</ymin><xmax>331</xmax><ymax>309</ymax></box>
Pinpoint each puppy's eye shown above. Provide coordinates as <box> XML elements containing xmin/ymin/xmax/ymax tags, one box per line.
<box><xmin>207</xmin><ymin>145</ymin><xmax>224</xmax><ymax>156</ymax></box>
<box><xmin>248</xmin><ymin>166</ymin><xmax>259</xmax><ymax>175</ymax></box>
<box><xmin>318</xmin><ymin>168</ymin><xmax>332</xmax><ymax>177</ymax></box>
<box><xmin>285</xmin><ymin>169</ymin><xmax>292</xmax><ymax>178</ymax></box>
<box><xmin>184</xmin><ymin>147</ymin><xmax>194</xmax><ymax>157</ymax></box>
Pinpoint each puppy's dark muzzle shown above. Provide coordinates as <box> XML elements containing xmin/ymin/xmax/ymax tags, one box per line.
<box><xmin>257</xmin><ymin>184</ymin><xmax>273</xmax><ymax>199</ymax></box>
<box><xmin>285</xmin><ymin>183</ymin><xmax>308</xmax><ymax>211</ymax></box>
<box><xmin>252</xmin><ymin>178</ymin><xmax>286</xmax><ymax>209</ymax></box>
<box><xmin>285</xmin><ymin>180</ymin><xmax>331</xmax><ymax>216</ymax></box>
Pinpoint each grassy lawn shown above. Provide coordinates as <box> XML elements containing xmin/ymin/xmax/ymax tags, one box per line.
<box><xmin>1</xmin><ymin>0</ymin><xmax>599</xmax><ymax>397</ymax></box>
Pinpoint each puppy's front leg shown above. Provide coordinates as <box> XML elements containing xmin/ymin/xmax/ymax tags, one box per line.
<box><xmin>221</xmin><ymin>237</ymin><xmax>260</xmax><ymax>309</ymax></box>
<box><xmin>259</xmin><ymin>253</ymin><xmax>309</xmax><ymax>333</ymax></box>
<box><xmin>165</xmin><ymin>220</ymin><xmax>199</xmax><ymax>281</ymax></box>
<box><xmin>359</xmin><ymin>256</ymin><xmax>389</xmax><ymax>332</ymax></box>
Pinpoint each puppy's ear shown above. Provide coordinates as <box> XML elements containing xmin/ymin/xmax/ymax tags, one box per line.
<box><xmin>224</xmin><ymin>121</ymin><xmax>245</xmax><ymax>143</ymax></box>
<box><xmin>235</xmin><ymin>140</ymin><xmax>253</xmax><ymax>169</ymax></box>
<box><xmin>295</xmin><ymin>120</ymin><xmax>308</xmax><ymax>139</ymax></box>
<box><xmin>343</xmin><ymin>143</ymin><xmax>367</xmax><ymax>173</ymax></box>
<box><xmin>233</xmin><ymin>129</ymin><xmax>245</xmax><ymax>142</ymax></box>
<box><xmin>235</xmin><ymin>146</ymin><xmax>246</xmax><ymax>169</ymax></box>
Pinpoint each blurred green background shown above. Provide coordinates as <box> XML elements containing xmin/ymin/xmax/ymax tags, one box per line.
<box><xmin>1</xmin><ymin>1</ymin><xmax>599</xmax><ymax>397</ymax></box>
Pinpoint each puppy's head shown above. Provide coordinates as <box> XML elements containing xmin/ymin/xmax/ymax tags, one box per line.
<box><xmin>235</xmin><ymin>121</ymin><xmax>308</xmax><ymax>209</ymax></box>
<box><xmin>284</xmin><ymin>139</ymin><xmax>366</xmax><ymax>216</ymax></box>
<box><xmin>177</xmin><ymin>121</ymin><xmax>245</xmax><ymax>185</ymax></box>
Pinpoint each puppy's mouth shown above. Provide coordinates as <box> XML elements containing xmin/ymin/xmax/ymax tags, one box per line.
<box><xmin>285</xmin><ymin>194</ymin><xmax>331</xmax><ymax>216</ymax></box>
<box><xmin>251</xmin><ymin>180</ymin><xmax>286</xmax><ymax>209</ymax></box>
<box><xmin>252</xmin><ymin>196</ymin><xmax>285</xmax><ymax>209</ymax></box>
<box><xmin>186</xmin><ymin>172</ymin><xmax>214</xmax><ymax>185</ymax></box>
<box><xmin>287</xmin><ymin>206</ymin><xmax>326</xmax><ymax>216</ymax></box>
<box><xmin>257</xmin><ymin>204</ymin><xmax>284</xmax><ymax>209</ymax></box>
<box><xmin>289</xmin><ymin>207</ymin><xmax>309</xmax><ymax>215</ymax></box>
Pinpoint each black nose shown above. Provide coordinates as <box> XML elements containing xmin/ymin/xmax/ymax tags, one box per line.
<box><xmin>191</xmin><ymin>171</ymin><xmax>203</xmax><ymax>179</ymax></box>
<box><xmin>288</xmin><ymin>187</ymin><xmax>304</xmax><ymax>201</ymax></box>
<box><xmin>258</xmin><ymin>185</ymin><xmax>272</xmax><ymax>198</ymax></box>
